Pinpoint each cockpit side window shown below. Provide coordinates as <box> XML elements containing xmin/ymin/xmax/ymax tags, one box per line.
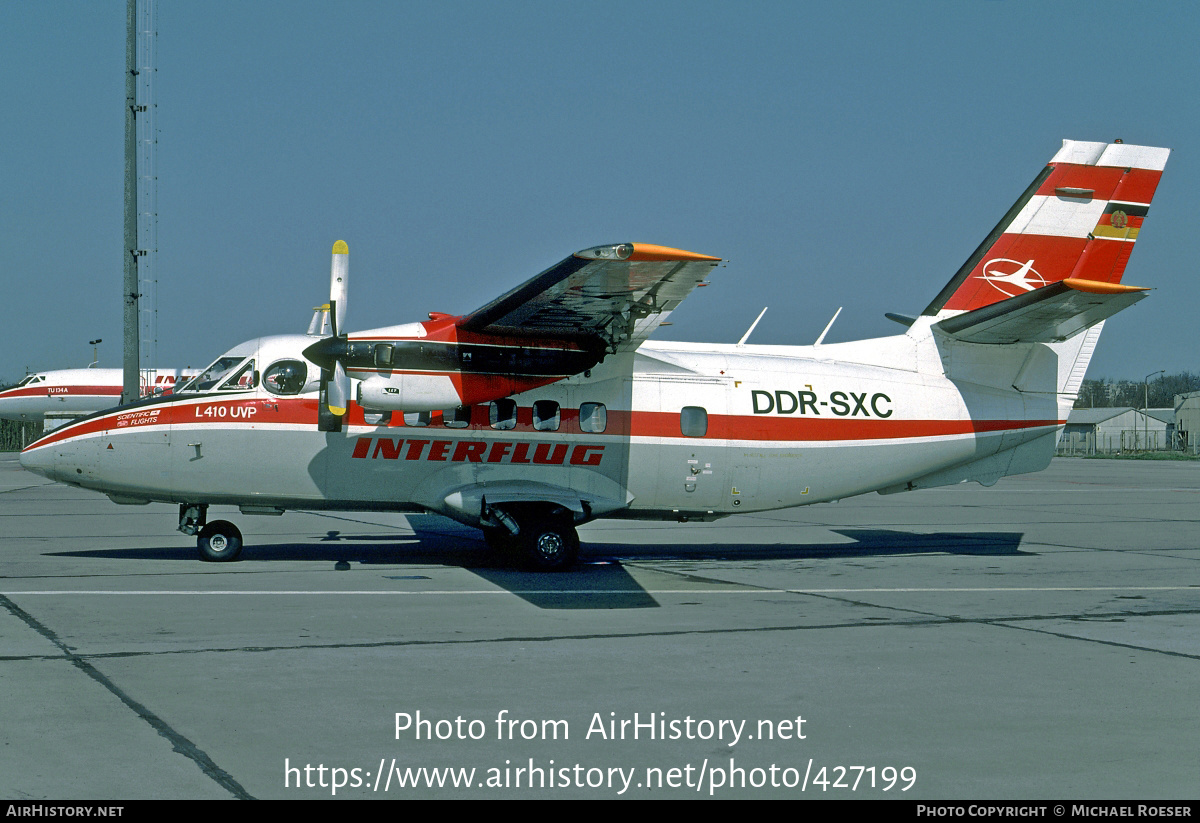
<box><xmin>219</xmin><ymin>360</ymin><xmax>257</xmax><ymax>391</ymax></box>
<box><xmin>180</xmin><ymin>356</ymin><xmax>245</xmax><ymax>392</ymax></box>
<box><xmin>263</xmin><ymin>360</ymin><xmax>308</xmax><ymax>396</ymax></box>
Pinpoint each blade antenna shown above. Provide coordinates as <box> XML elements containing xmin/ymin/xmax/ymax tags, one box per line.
<box><xmin>736</xmin><ymin>307</ymin><xmax>769</xmax><ymax>347</ymax></box>
<box><xmin>814</xmin><ymin>307</ymin><xmax>842</xmax><ymax>346</ymax></box>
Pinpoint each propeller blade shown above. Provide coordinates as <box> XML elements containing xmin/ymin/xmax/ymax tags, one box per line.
<box><xmin>330</xmin><ymin>240</ymin><xmax>348</xmax><ymax>337</ymax></box>
<box><xmin>327</xmin><ymin>361</ymin><xmax>349</xmax><ymax>417</ymax></box>
<box><xmin>313</xmin><ymin>241</ymin><xmax>351</xmax><ymax>430</ymax></box>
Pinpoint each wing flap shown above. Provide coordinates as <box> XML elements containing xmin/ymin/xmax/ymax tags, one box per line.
<box><xmin>933</xmin><ymin>279</ymin><xmax>1148</xmax><ymax>344</ymax></box>
<box><xmin>460</xmin><ymin>243</ymin><xmax>720</xmax><ymax>350</ymax></box>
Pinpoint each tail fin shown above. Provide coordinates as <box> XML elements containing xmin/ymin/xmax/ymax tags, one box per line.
<box><xmin>923</xmin><ymin>139</ymin><xmax>1169</xmax><ymax>318</ymax></box>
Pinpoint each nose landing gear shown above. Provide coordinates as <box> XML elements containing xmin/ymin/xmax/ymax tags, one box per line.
<box><xmin>179</xmin><ymin>504</ymin><xmax>244</xmax><ymax>562</ymax></box>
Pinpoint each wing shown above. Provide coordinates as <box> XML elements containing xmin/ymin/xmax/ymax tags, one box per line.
<box><xmin>933</xmin><ymin>278</ymin><xmax>1148</xmax><ymax>344</ymax></box>
<box><xmin>459</xmin><ymin>243</ymin><xmax>721</xmax><ymax>351</ymax></box>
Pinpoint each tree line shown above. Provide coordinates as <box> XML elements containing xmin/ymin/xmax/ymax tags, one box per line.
<box><xmin>1075</xmin><ymin>372</ymin><xmax>1200</xmax><ymax>409</ymax></box>
<box><xmin>0</xmin><ymin>379</ymin><xmax>41</xmax><ymax>451</ymax></box>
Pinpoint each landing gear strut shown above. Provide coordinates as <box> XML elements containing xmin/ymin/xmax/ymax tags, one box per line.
<box><xmin>178</xmin><ymin>504</ymin><xmax>207</xmax><ymax>536</ymax></box>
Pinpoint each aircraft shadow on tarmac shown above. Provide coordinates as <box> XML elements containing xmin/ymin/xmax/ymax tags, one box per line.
<box><xmin>46</xmin><ymin>519</ymin><xmax>1028</xmax><ymax>611</ymax></box>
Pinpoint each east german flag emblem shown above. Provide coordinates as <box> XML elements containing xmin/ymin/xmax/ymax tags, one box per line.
<box><xmin>1093</xmin><ymin>202</ymin><xmax>1147</xmax><ymax>240</ymax></box>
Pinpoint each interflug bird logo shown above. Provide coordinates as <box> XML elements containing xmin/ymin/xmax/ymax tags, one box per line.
<box><xmin>977</xmin><ymin>258</ymin><xmax>1047</xmax><ymax>298</ymax></box>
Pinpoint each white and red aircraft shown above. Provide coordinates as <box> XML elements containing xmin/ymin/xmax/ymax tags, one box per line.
<box><xmin>0</xmin><ymin>369</ymin><xmax>198</xmax><ymax>425</ymax></box>
<box><xmin>20</xmin><ymin>139</ymin><xmax>1168</xmax><ymax>570</ymax></box>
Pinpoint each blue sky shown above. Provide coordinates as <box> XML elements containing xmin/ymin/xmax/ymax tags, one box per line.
<box><xmin>2</xmin><ymin>1</ymin><xmax>1197</xmax><ymax>382</ymax></box>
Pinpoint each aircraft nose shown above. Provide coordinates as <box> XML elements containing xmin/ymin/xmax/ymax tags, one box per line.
<box><xmin>0</xmin><ymin>389</ymin><xmax>28</xmax><ymax>422</ymax></box>
<box><xmin>19</xmin><ymin>443</ymin><xmax>56</xmax><ymax>481</ymax></box>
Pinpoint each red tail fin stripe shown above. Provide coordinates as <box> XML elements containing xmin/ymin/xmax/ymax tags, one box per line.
<box><xmin>1035</xmin><ymin>164</ymin><xmax>1126</xmax><ymax>199</ymax></box>
<box><xmin>1109</xmin><ymin>168</ymin><xmax>1165</xmax><ymax>207</ymax></box>
<box><xmin>942</xmin><ymin>236</ymin><xmax>1087</xmax><ymax>310</ymax></box>
<box><xmin>1032</xmin><ymin>164</ymin><xmax>1164</xmax><ymax>203</ymax></box>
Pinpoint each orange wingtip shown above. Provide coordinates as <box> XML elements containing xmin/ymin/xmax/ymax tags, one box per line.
<box><xmin>1063</xmin><ymin>278</ymin><xmax>1149</xmax><ymax>294</ymax></box>
<box><xmin>628</xmin><ymin>243</ymin><xmax>721</xmax><ymax>262</ymax></box>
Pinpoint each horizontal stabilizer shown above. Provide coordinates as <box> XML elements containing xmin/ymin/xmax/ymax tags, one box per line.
<box><xmin>885</xmin><ymin>312</ymin><xmax>917</xmax><ymax>328</ymax></box>
<box><xmin>933</xmin><ymin>279</ymin><xmax>1148</xmax><ymax>344</ymax></box>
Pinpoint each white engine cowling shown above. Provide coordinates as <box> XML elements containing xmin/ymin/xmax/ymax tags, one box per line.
<box><xmin>357</xmin><ymin>374</ymin><xmax>463</xmax><ymax>413</ymax></box>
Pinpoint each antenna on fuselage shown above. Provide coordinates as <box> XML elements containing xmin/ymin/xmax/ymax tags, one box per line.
<box><xmin>736</xmin><ymin>307</ymin><xmax>769</xmax><ymax>347</ymax></box>
<box><xmin>814</xmin><ymin>307</ymin><xmax>842</xmax><ymax>346</ymax></box>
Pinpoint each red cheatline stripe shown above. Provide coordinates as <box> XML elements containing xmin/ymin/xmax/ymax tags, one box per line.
<box><xmin>628</xmin><ymin>412</ymin><xmax>1061</xmax><ymax>441</ymax></box>
<box><xmin>0</xmin><ymin>386</ymin><xmax>123</xmax><ymax>399</ymax></box>
<box><xmin>24</xmin><ymin>397</ymin><xmax>1064</xmax><ymax>452</ymax></box>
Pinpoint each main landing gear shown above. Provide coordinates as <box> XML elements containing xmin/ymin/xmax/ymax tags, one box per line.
<box><xmin>483</xmin><ymin>503</ymin><xmax>580</xmax><ymax>571</ymax></box>
<box><xmin>178</xmin><ymin>504</ymin><xmax>244</xmax><ymax>562</ymax></box>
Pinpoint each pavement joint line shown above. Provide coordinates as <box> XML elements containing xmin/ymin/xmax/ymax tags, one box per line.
<box><xmin>993</xmin><ymin>619</ymin><xmax>1200</xmax><ymax>661</ymax></box>
<box><xmin>1</xmin><ymin>608</ymin><xmax>1196</xmax><ymax>665</ymax></box>
<box><xmin>0</xmin><ymin>592</ymin><xmax>255</xmax><ymax>800</ymax></box>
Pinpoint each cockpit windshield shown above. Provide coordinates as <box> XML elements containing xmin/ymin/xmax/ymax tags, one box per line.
<box><xmin>15</xmin><ymin>374</ymin><xmax>43</xmax><ymax>387</ymax></box>
<box><xmin>178</xmin><ymin>356</ymin><xmax>256</xmax><ymax>392</ymax></box>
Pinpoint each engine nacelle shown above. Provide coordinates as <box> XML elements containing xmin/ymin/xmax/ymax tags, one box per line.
<box><xmin>356</xmin><ymin>374</ymin><xmax>463</xmax><ymax>413</ymax></box>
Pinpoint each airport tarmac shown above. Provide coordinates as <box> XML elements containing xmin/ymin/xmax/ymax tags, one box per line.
<box><xmin>0</xmin><ymin>452</ymin><xmax>1197</xmax><ymax>800</ymax></box>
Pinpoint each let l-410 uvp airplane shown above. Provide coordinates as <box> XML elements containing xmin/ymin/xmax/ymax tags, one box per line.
<box><xmin>20</xmin><ymin>139</ymin><xmax>1168</xmax><ymax>570</ymax></box>
<box><xmin>0</xmin><ymin>369</ymin><xmax>199</xmax><ymax>424</ymax></box>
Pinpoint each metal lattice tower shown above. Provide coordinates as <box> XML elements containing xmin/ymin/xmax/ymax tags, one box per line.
<box><xmin>136</xmin><ymin>0</ymin><xmax>158</xmax><ymax>387</ymax></box>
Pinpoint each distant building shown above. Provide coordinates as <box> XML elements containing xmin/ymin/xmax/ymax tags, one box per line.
<box><xmin>1059</xmin><ymin>407</ymin><xmax>1170</xmax><ymax>454</ymax></box>
<box><xmin>1174</xmin><ymin>392</ymin><xmax>1200</xmax><ymax>451</ymax></box>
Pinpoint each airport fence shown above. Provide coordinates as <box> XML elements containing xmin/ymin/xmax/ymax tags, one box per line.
<box><xmin>1056</xmin><ymin>428</ymin><xmax>1171</xmax><ymax>456</ymax></box>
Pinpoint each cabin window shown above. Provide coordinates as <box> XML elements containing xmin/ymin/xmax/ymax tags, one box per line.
<box><xmin>533</xmin><ymin>400</ymin><xmax>560</xmax><ymax>431</ymax></box>
<box><xmin>263</xmin><ymin>360</ymin><xmax>308</xmax><ymax>396</ymax></box>
<box><xmin>363</xmin><ymin>411</ymin><xmax>391</xmax><ymax>426</ymax></box>
<box><xmin>490</xmin><ymin>399</ymin><xmax>517</xmax><ymax>430</ymax></box>
<box><xmin>403</xmin><ymin>411</ymin><xmax>432</xmax><ymax>427</ymax></box>
<box><xmin>680</xmin><ymin>406</ymin><xmax>708</xmax><ymax>437</ymax></box>
<box><xmin>579</xmin><ymin>402</ymin><xmax>606</xmax><ymax>433</ymax></box>
<box><xmin>444</xmin><ymin>406</ymin><xmax>472</xmax><ymax>428</ymax></box>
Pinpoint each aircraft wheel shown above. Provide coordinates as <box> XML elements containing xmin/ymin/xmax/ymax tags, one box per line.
<box><xmin>197</xmin><ymin>520</ymin><xmax>243</xmax><ymax>562</ymax></box>
<box><xmin>518</xmin><ymin>508</ymin><xmax>579</xmax><ymax>572</ymax></box>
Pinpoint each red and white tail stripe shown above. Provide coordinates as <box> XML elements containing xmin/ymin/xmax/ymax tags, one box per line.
<box><xmin>925</xmin><ymin>139</ymin><xmax>1169</xmax><ymax>316</ymax></box>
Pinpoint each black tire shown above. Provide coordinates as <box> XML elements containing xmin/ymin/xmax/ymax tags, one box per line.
<box><xmin>517</xmin><ymin>509</ymin><xmax>579</xmax><ymax>572</ymax></box>
<box><xmin>197</xmin><ymin>520</ymin><xmax>243</xmax><ymax>562</ymax></box>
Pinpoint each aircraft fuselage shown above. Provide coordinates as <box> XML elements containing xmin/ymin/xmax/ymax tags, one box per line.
<box><xmin>19</xmin><ymin>326</ymin><xmax>1064</xmax><ymax>524</ymax></box>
